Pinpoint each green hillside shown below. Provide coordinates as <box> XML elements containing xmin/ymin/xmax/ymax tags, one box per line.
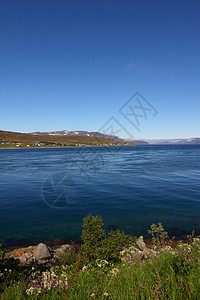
<box><xmin>0</xmin><ymin>130</ymin><xmax>132</xmax><ymax>148</ymax></box>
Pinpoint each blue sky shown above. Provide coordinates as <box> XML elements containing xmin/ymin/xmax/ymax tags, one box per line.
<box><xmin>0</xmin><ymin>0</ymin><xmax>199</xmax><ymax>139</ymax></box>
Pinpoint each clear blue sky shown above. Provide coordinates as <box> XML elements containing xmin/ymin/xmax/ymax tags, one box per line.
<box><xmin>0</xmin><ymin>0</ymin><xmax>199</xmax><ymax>139</ymax></box>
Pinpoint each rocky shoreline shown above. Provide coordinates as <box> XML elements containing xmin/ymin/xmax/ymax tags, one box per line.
<box><xmin>7</xmin><ymin>243</ymin><xmax>76</xmax><ymax>266</ymax></box>
<box><xmin>6</xmin><ymin>236</ymin><xmax>178</xmax><ymax>266</ymax></box>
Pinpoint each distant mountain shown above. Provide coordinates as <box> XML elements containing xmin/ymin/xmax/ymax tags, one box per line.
<box><xmin>177</xmin><ymin>138</ymin><xmax>200</xmax><ymax>144</ymax></box>
<box><xmin>30</xmin><ymin>130</ymin><xmax>149</xmax><ymax>145</ymax></box>
<box><xmin>126</xmin><ymin>139</ymin><xmax>149</xmax><ymax>145</ymax></box>
<box><xmin>30</xmin><ymin>130</ymin><xmax>124</xmax><ymax>141</ymax></box>
<box><xmin>145</xmin><ymin>138</ymin><xmax>200</xmax><ymax>145</ymax></box>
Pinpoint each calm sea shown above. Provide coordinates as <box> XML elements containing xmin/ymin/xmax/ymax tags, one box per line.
<box><xmin>0</xmin><ymin>145</ymin><xmax>199</xmax><ymax>247</ymax></box>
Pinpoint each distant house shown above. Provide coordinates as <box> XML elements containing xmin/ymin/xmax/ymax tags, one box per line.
<box><xmin>33</xmin><ymin>142</ymin><xmax>41</xmax><ymax>146</ymax></box>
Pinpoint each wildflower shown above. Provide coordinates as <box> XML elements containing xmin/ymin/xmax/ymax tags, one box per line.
<box><xmin>110</xmin><ymin>268</ymin><xmax>120</xmax><ymax>276</ymax></box>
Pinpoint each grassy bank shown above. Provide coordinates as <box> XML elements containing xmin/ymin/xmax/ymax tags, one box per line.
<box><xmin>1</xmin><ymin>215</ymin><xmax>200</xmax><ymax>299</ymax></box>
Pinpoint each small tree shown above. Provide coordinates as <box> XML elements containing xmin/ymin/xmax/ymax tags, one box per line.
<box><xmin>81</xmin><ymin>214</ymin><xmax>106</xmax><ymax>262</ymax></box>
<box><xmin>147</xmin><ymin>222</ymin><xmax>168</xmax><ymax>245</ymax></box>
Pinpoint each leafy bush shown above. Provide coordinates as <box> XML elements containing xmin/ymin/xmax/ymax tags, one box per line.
<box><xmin>147</xmin><ymin>222</ymin><xmax>168</xmax><ymax>245</ymax></box>
<box><xmin>100</xmin><ymin>229</ymin><xmax>136</xmax><ymax>262</ymax></box>
<box><xmin>0</xmin><ymin>243</ymin><xmax>6</xmax><ymax>261</ymax></box>
<box><xmin>81</xmin><ymin>214</ymin><xmax>136</xmax><ymax>264</ymax></box>
<box><xmin>81</xmin><ymin>214</ymin><xmax>106</xmax><ymax>263</ymax></box>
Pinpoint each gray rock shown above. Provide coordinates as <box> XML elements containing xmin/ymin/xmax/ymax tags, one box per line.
<box><xmin>25</xmin><ymin>252</ymin><xmax>33</xmax><ymax>259</ymax></box>
<box><xmin>19</xmin><ymin>256</ymin><xmax>27</xmax><ymax>263</ymax></box>
<box><xmin>33</xmin><ymin>243</ymin><xmax>51</xmax><ymax>261</ymax></box>
<box><xmin>24</xmin><ymin>252</ymin><xmax>34</xmax><ymax>263</ymax></box>
<box><xmin>136</xmin><ymin>236</ymin><xmax>146</xmax><ymax>250</ymax></box>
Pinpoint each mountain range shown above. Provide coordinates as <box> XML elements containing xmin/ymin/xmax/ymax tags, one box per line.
<box><xmin>30</xmin><ymin>131</ymin><xmax>200</xmax><ymax>145</ymax></box>
<box><xmin>144</xmin><ymin>138</ymin><xmax>200</xmax><ymax>145</ymax></box>
<box><xmin>30</xmin><ymin>130</ymin><xmax>148</xmax><ymax>145</ymax></box>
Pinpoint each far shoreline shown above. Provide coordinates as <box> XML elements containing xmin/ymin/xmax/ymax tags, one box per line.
<box><xmin>0</xmin><ymin>144</ymin><xmax>135</xmax><ymax>150</ymax></box>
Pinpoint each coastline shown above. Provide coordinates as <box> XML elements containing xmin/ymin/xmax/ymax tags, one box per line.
<box><xmin>2</xmin><ymin>234</ymin><xmax>194</xmax><ymax>251</ymax></box>
<box><xmin>0</xmin><ymin>145</ymin><xmax>133</xmax><ymax>150</ymax></box>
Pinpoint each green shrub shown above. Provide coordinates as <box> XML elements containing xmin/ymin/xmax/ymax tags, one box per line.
<box><xmin>0</xmin><ymin>243</ymin><xmax>5</xmax><ymax>261</ymax></box>
<box><xmin>100</xmin><ymin>229</ymin><xmax>136</xmax><ymax>262</ymax></box>
<box><xmin>81</xmin><ymin>214</ymin><xmax>136</xmax><ymax>264</ymax></box>
<box><xmin>81</xmin><ymin>214</ymin><xmax>106</xmax><ymax>263</ymax></box>
<box><xmin>147</xmin><ymin>222</ymin><xmax>169</xmax><ymax>245</ymax></box>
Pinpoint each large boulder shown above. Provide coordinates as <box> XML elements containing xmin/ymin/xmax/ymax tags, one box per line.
<box><xmin>136</xmin><ymin>236</ymin><xmax>146</xmax><ymax>250</ymax></box>
<box><xmin>33</xmin><ymin>243</ymin><xmax>51</xmax><ymax>261</ymax></box>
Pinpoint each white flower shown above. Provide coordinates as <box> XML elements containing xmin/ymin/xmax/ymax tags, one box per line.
<box><xmin>104</xmin><ymin>292</ymin><xmax>109</xmax><ymax>297</ymax></box>
<box><xmin>110</xmin><ymin>268</ymin><xmax>120</xmax><ymax>276</ymax></box>
<box><xmin>96</xmin><ymin>259</ymin><xmax>109</xmax><ymax>268</ymax></box>
<box><xmin>26</xmin><ymin>286</ymin><xmax>35</xmax><ymax>295</ymax></box>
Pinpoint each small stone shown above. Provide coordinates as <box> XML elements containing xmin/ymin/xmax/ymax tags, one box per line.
<box><xmin>33</xmin><ymin>243</ymin><xmax>51</xmax><ymax>261</ymax></box>
<box><xmin>60</xmin><ymin>244</ymin><xmax>71</xmax><ymax>251</ymax></box>
<box><xmin>25</xmin><ymin>251</ymin><xmax>33</xmax><ymax>258</ymax></box>
<box><xmin>136</xmin><ymin>236</ymin><xmax>145</xmax><ymax>250</ymax></box>
<box><xmin>19</xmin><ymin>256</ymin><xmax>27</xmax><ymax>263</ymax></box>
<box><xmin>24</xmin><ymin>252</ymin><xmax>34</xmax><ymax>263</ymax></box>
<box><xmin>53</xmin><ymin>248</ymin><xmax>65</xmax><ymax>257</ymax></box>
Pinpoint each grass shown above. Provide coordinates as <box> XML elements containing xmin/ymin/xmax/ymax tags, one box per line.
<box><xmin>1</xmin><ymin>217</ymin><xmax>200</xmax><ymax>299</ymax></box>
<box><xmin>1</xmin><ymin>248</ymin><xmax>200</xmax><ymax>299</ymax></box>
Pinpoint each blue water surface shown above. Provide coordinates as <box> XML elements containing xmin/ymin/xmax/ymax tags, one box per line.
<box><xmin>0</xmin><ymin>145</ymin><xmax>199</xmax><ymax>246</ymax></box>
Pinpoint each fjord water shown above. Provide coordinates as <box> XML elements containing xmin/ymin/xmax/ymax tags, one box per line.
<box><xmin>0</xmin><ymin>145</ymin><xmax>200</xmax><ymax>246</ymax></box>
